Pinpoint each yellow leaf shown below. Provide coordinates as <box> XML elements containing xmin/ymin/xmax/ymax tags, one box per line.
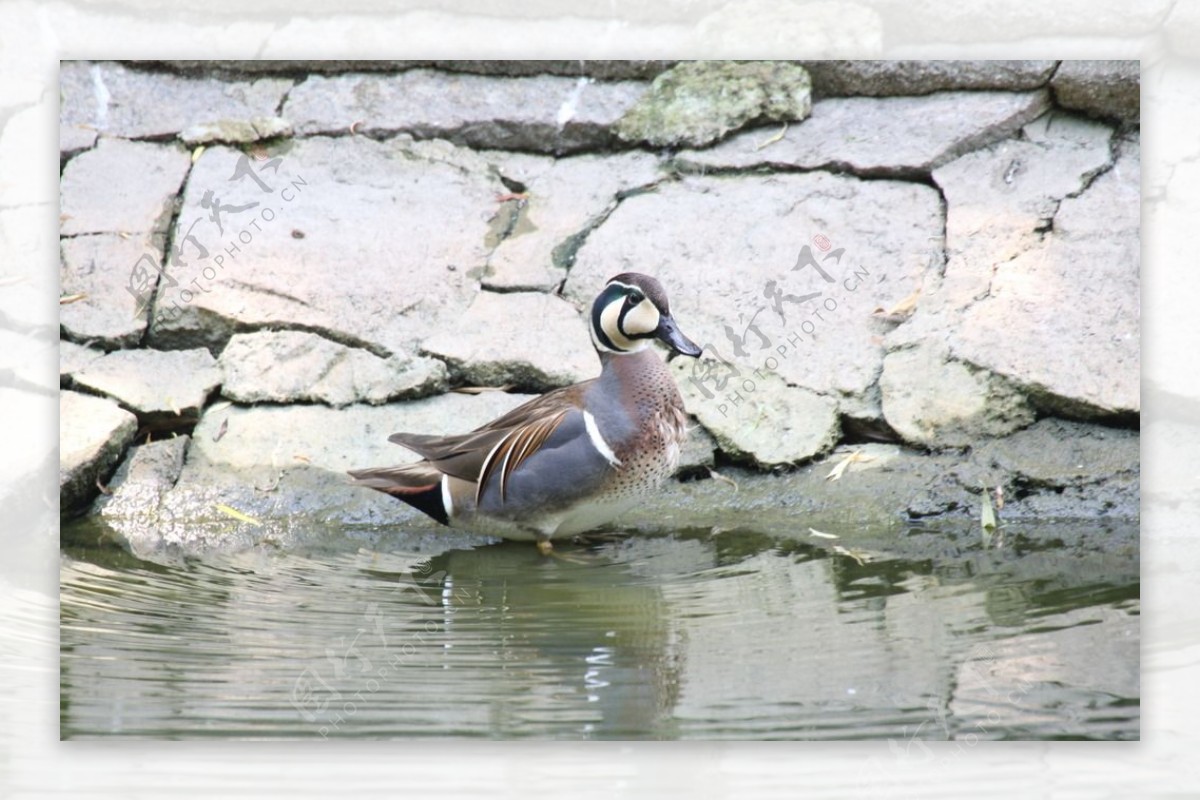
<box><xmin>808</xmin><ymin>528</ymin><xmax>839</xmax><ymax>540</ymax></box>
<box><xmin>215</xmin><ymin>504</ymin><xmax>262</xmax><ymax>527</ymax></box>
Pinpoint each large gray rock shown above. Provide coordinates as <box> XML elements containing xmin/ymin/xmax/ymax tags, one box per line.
<box><xmin>880</xmin><ymin>343</ymin><xmax>1035</xmax><ymax>448</ymax></box>
<box><xmin>922</xmin><ymin>115</ymin><xmax>1138</xmax><ymax>418</ymax></box>
<box><xmin>59</xmin><ymin>138</ymin><xmax>191</xmax><ymax>236</ymax></box>
<box><xmin>60</xmin><ymin>232</ymin><xmax>161</xmax><ymax>349</ymax></box>
<box><xmin>614</xmin><ymin>60</ymin><xmax>812</xmax><ymax>148</ymax></box>
<box><xmin>566</xmin><ymin>172</ymin><xmax>943</xmax><ymax>425</ymax></box>
<box><xmin>672</xmin><ymin>358</ymin><xmax>840</xmax><ymax>467</ymax></box>
<box><xmin>73</xmin><ymin>348</ymin><xmax>221</xmax><ymax>423</ymax></box>
<box><xmin>481</xmin><ymin>150</ymin><xmax>665</xmax><ymax>291</ymax></box>
<box><xmin>60</xmin><ymin>390</ymin><xmax>137</xmax><ymax>514</ymax></box>
<box><xmin>93</xmin><ymin>436</ymin><xmax>188</xmax><ymax>528</ymax></box>
<box><xmin>801</xmin><ymin>61</ymin><xmax>1058</xmax><ymax>97</ymax></box>
<box><xmin>219</xmin><ymin>330</ymin><xmax>447</xmax><ymax>406</ymax></box>
<box><xmin>421</xmin><ymin>291</ymin><xmax>597</xmax><ymax>391</ymax></box>
<box><xmin>60</xmin><ymin>61</ymin><xmax>292</xmax><ymax>145</ymax></box>
<box><xmin>283</xmin><ymin>70</ymin><xmax>645</xmax><ymax>154</ymax></box>
<box><xmin>148</xmin><ymin>136</ymin><xmax>502</xmax><ymax>357</ymax></box>
<box><xmin>1051</xmin><ymin>60</ymin><xmax>1140</xmax><ymax>124</ymax></box>
<box><xmin>677</xmin><ymin>90</ymin><xmax>1050</xmax><ymax>178</ymax></box>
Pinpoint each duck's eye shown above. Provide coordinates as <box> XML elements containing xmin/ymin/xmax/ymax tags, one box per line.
<box><xmin>626</xmin><ymin>291</ymin><xmax>645</xmax><ymax>306</ymax></box>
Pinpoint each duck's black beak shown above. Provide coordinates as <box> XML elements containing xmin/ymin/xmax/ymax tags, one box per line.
<box><xmin>655</xmin><ymin>314</ymin><xmax>703</xmax><ymax>358</ymax></box>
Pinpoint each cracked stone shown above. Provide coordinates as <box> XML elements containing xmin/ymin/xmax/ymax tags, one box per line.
<box><xmin>59</xmin><ymin>339</ymin><xmax>106</xmax><ymax>386</ymax></box>
<box><xmin>60</xmin><ymin>61</ymin><xmax>292</xmax><ymax>145</ymax></box>
<box><xmin>801</xmin><ymin>60</ymin><xmax>1058</xmax><ymax>97</ymax></box>
<box><xmin>93</xmin><ymin>436</ymin><xmax>188</xmax><ymax>529</ymax></box>
<box><xmin>1051</xmin><ymin>60</ymin><xmax>1140</xmax><ymax>124</ymax></box>
<box><xmin>481</xmin><ymin>150</ymin><xmax>665</xmax><ymax>292</ymax></box>
<box><xmin>60</xmin><ymin>389</ymin><xmax>137</xmax><ymax>514</ymax></box>
<box><xmin>60</xmin><ymin>124</ymin><xmax>98</xmax><ymax>159</ymax></box>
<box><xmin>72</xmin><ymin>347</ymin><xmax>221</xmax><ymax>423</ymax></box>
<box><xmin>219</xmin><ymin>330</ymin><xmax>448</xmax><ymax>407</ymax></box>
<box><xmin>879</xmin><ymin>343</ymin><xmax>1035</xmax><ymax>448</ymax></box>
<box><xmin>972</xmin><ymin>418</ymin><xmax>1138</xmax><ymax>489</ymax></box>
<box><xmin>283</xmin><ymin>70</ymin><xmax>645</xmax><ymax>154</ymax></box>
<box><xmin>615</xmin><ymin>60</ymin><xmax>812</xmax><ymax>148</ymax></box>
<box><xmin>566</xmin><ymin>172</ymin><xmax>943</xmax><ymax>418</ymax></box>
<box><xmin>60</xmin><ymin>138</ymin><xmax>191</xmax><ymax>236</ymax></box>
<box><xmin>148</xmin><ymin>136</ymin><xmax>500</xmax><ymax>357</ymax></box>
<box><xmin>885</xmin><ymin>110</ymin><xmax>1117</xmax><ymax>345</ymax></box>
<box><xmin>923</xmin><ymin>113</ymin><xmax>1138</xmax><ymax>417</ymax></box>
<box><xmin>421</xmin><ymin>291</ymin><xmax>596</xmax><ymax>391</ymax></box>
<box><xmin>60</xmin><ymin>232</ymin><xmax>162</xmax><ymax>349</ymax></box>
<box><xmin>677</xmin><ymin>90</ymin><xmax>1050</xmax><ymax>177</ymax></box>
<box><xmin>672</xmin><ymin>357</ymin><xmax>839</xmax><ymax>467</ymax></box>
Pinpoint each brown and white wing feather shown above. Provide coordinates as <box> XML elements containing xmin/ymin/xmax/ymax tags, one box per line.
<box><xmin>475</xmin><ymin>409</ymin><xmax>570</xmax><ymax>504</ymax></box>
<box><xmin>383</xmin><ymin>383</ymin><xmax>591</xmax><ymax>503</ymax></box>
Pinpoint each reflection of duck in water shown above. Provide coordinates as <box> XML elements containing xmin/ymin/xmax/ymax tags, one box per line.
<box><xmin>350</xmin><ymin>273</ymin><xmax>702</xmax><ymax>555</ymax></box>
<box><xmin>396</xmin><ymin>543</ymin><xmax>684</xmax><ymax>738</ymax></box>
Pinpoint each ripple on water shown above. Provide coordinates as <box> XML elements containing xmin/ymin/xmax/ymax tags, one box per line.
<box><xmin>60</xmin><ymin>520</ymin><xmax>1139</xmax><ymax>740</ymax></box>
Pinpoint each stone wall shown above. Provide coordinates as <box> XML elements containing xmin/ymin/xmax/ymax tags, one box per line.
<box><xmin>58</xmin><ymin>60</ymin><xmax>1140</xmax><ymax>557</ymax></box>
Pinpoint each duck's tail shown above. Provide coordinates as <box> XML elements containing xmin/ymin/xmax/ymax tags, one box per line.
<box><xmin>348</xmin><ymin>463</ymin><xmax>449</xmax><ymax>525</ymax></box>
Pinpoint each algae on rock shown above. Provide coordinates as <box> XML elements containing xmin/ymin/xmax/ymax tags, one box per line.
<box><xmin>615</xmin><ymin>61</ymin><xmax>812</xmax><ymax>148</ymax></box>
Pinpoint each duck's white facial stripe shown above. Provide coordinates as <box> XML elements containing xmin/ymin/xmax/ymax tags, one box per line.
<box><xmin>621</xmin><ymin>298</ymin><xmax>660</xmax><ymax>337</ymax></box>
<box><xmin>584</xmin><ymin>411</ymin><xmax>622</xmax><ymax>467</ymax></box>
<box><xmin>597</xmin><ymin>299</ymin><xmax>639</xmax><ymax>351</ymax></box>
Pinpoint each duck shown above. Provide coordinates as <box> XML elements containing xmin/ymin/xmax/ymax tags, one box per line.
<box><xmin>349</xmin><ymin>273</ymin><xmax>703</xmax><ymax>554</ymax></box>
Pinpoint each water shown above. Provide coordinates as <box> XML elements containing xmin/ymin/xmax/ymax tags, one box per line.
<box><xmin>60</xmin><ymin>520</ymin><xmax>1139</xmax><ymax>740</ymax></box>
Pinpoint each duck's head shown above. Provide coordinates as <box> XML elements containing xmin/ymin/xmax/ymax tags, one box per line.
<box><xmin>589</xmin><ymin>273</ymin><xmax>703</xmax><ymax>358</ymax></box>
